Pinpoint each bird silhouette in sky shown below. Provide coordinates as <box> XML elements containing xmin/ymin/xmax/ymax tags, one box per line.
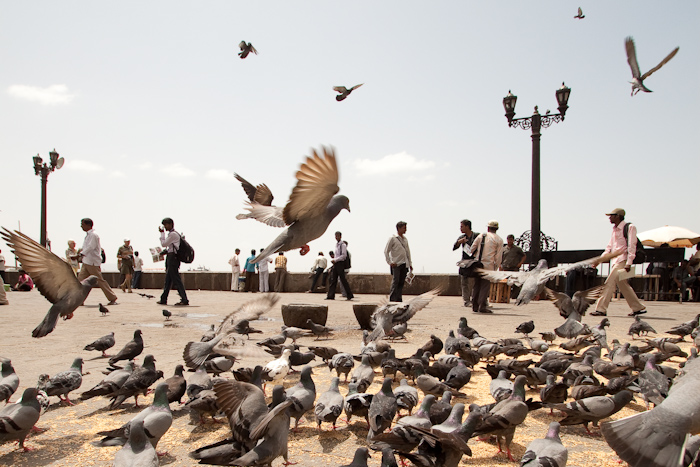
<box><xmin>625</xmin><ymin>36</ymin><xmax>679</xmax><ymax>96</ymax></box>
<box><xmin>574</xmin><ymin>7</ymin><xmax>585</xmax><ymax>19</ymax></box>
<box><xmin>333</xmin><ymin>84</ymin><xmax>363</xmax><ymax>101</ymax></box>
<box><xmin>238</xmin><ymin>41</ymin><xmax>258</xmax><ymax>59</ymax></box>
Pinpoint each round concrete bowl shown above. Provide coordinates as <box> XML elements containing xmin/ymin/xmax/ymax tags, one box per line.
<box><xmin>353</xmin><ymin>303</ymin><xmax>378</xmax><ymax>330</ymax></box>
<box><xmin>281</xmin><ymin>303</ymin><xmax>328</xmax><ymax>329</ymax></box>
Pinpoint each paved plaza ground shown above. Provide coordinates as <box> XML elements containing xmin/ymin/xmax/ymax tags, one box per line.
<box><xmin>1</xmin><ymin>287</ymin><xmax>698</xmax><ymax>466</ymax></box>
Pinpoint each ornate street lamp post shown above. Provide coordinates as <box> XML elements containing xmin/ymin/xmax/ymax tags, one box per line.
<box><xmin>502</xmin><ymin>83</ymin><xmax>571</xmax><ymax>266</ymax></box>
<box><xmin>32</xmin><ymin>149</ymin><xmax>64</xmax><ymax>248</ymax></box>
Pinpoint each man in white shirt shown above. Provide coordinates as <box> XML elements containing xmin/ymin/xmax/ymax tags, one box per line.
<box><xmin>308</xmin><ymin>252</ymin><xmax>328</xmax><ymax>292</ymax></box>
<box><xmin>77</xmin><ymin>218</ymin><xmax>118</xmax><ymax>305</ymax></box>
<box><xmin>469</xmin><ymin>220</ymin><xmax>503</xmax><ymax>313</ymax></box>
<box><xmin>591</xmin><ymin>208</ymin><xmax>646</xmax><ymax>317</ymax></box>
<box><xmin>132</xmin><ymin>251</ymin><xmax>144</xmax><ymax>289</ymax></box>
<box><xmin>257</xmin><ymin>248</ymin><xmax>272</xmax><ymax>292</ymax></box>
<box><xmin>385</xmin><ymin>221</ymin><xmax>412</xmax><ymax>302</ymax></box>
<box><xmin>326</xmin><ymin>231</ymin><xmax>354</xmax><ymax>300</ymax></box>
<box><xmin>157</xmin><ymin>217</ymin><xmax>189</xmax><ymax>306</ymax></box>
<box><xmin>229</xmin><ymin>248</ymin><xmax>241</xmax><ymax>291</ymax></box>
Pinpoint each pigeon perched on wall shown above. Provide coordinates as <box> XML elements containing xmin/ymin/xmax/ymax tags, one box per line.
<box><xmin>236</xmin><ymin>147</ymin><xmax>350</xmax><ymax>263</ymax></box>
<box><xmin>238</xmin><ymin>41</ymin><xmax>258</xmax><ymax>59</ymax></box>
<box><xmin>333</xmin><ymin>83</ymin><xmax>363</xmax><ymax>101</ymax></box>
<box><xmin>1</xmin><ymin>228</ymin><xmax>99</xmax><ymax>338</ymax></box>
<box><xmin>84</xmin><ymin>332</ymin><xmax>116</xmax><ymax>358</ymax></box>
<box><xmin>0</xmin><ymin>387</ymin><xmax>41</xmax><ymax>451</ymax></box>
<box><xmin>471</xmin><ymin>251</ymin><xmax>620</xmax><ymax>306</ymax></box>
<box><xmin>625</xmin><ymin>36</ymin><xmax>679</xmax><ymax>96</ymax></box>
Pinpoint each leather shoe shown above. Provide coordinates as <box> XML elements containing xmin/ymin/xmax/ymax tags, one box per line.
<box><xmin>590</xmin><ymin>310</ymin><xmax>607</xmax><ymax>316</ymax></box>
<box><xmin>156</xmin><ymin>300</ymin><xmax>167</xmax><ymax>305</ymax></box>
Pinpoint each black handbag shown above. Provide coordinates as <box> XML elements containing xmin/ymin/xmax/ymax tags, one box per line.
<box><xmin>458</xmin><ymin>234</ymin><xmax>485</xmax><ymax>277</ymax></box>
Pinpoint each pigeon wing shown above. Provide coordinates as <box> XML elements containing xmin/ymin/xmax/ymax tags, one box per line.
<box><xmin>1</xmin><ymin>228</ymin><xmax>83</xmax><ymax>304</ymax></box>
<box><xmin>236</xmin><ymin>201</ymin><xmax>286</xmax><ymax>227</ymax></box>
<box><xmin>333</xmin><ymin>86</ymin><xmax>348</xmax><ymax>94</ymax></box>
<box><xmin>641</xmin><ymin>46</ymin><xmax>679</xmax><ymax>81</ymax></box>
<box><xmin>571</xmin><ymin>284</ymin><xmax>606</xmax><ymax>313</ymax></box>
<box><xmin>234</xmin><ymin>173</ymin><xmax>274</xmax><ymax>206</ymax></box>
<box><xmin>238</xmin><ymin>41</ymin><xmax>247</xmax><ymax>51</ymax></box>
<box><xmin>349</xmin><ymin>83</ymin><xmax>364</xmax><ymax>91</ymax></box>
<box><xmin>478</xmin><ymin>269</ymin><xmax>528</xmax><ymax>287</ymax></box>
<box><xmin>282</xmin><ymin>146</ymin><xmax>339</xmax><ymax>224</ymax></box>
<box><xmin>539</xmin><ymin>250</ymin><xmax>622</xmax><ymax>283</ymax></box>
<box><xmin>394</xmin><ymin>287</ymin><xmax>442</xmax><ymax>323</ymax></box>
<box><xmin>625</xmin><ymin>37</ymin><xmax>641</xmax><ymax>79</ymax></box>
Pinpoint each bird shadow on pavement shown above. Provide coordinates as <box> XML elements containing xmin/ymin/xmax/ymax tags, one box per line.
<box><xmin>79</xmin><ymin>403</ymin><xmax>142</xmax><ymax>419</ymax></box>
<box><xmin>0</xmin><ymin>433</ymin><xmax>86</xmax><ymax>467</ymax></box>
<box><xmin>317</xmin><ymin>428</ymin><xmax>352</xmax><ymax>452</ymax></box>
<box><xmin>157</xmin><ymin>452</ymin><xmax>178</xmax><ymax>465</ymax></box>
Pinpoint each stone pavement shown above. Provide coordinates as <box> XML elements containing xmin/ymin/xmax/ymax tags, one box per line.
<box><xmin>0</xmin><ymin>288</ymin><xmax>697</xmax><ymax>466</ymax></box>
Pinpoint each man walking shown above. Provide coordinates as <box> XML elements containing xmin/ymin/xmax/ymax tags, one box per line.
<box><xmin>453</xmin><ymin>219</ymin><xmax>478</xmax><ymax>307</ymax></box>
<box><xmin>385</xmin><ymin>221</ymin><xmax>412</xmax><ymax>302</ymax></box>
<box><xmin>274</xmin><ymin>252</ymin><xmax>287</xmax><ymax>292</ymax></box>
<box><xmin>77</xmin><ymin>218</ymin><xmax>118</xmax><ymax>305</ymax></box>
<box><xmin>257</xmin><ymin>249</ymin><xmax>272</xmax><ymax>292</ymax></box>
<box><xmin>229</xmin><ymin>248</ymin><xmax>241</xmax><ymax>291</ymax></box>
<box><xmin>469</xmin><ymin>220</ymin><xmax>503</xmax><ymax>313</ymax></box>
<box><xmin>308</xmin><ymin>252</ymin><xmax>327</xmax><ymax>292</ymax></box>
<box><xmin>326</xmin><ymin>231</ymin><xmax>354</xmax><ymax>300</ymax></box>
<box><xmin>243</xmin><ymin>249</ymin><xmax>257</xmax><ymax>292</ymax></box>
<box><xmin>157</xmin><ymin>217</ymin><xmax>189</xmax><ymax>306</ymax></box>
<box><xmin>591</xmin><ymin>208</ymin><xmax>646</xmax><ymax>316</ymax></box>
<box><xmin>132</xmin><ymin>251</ymin><xmax>143</xmax><ymax>289</ymax></box>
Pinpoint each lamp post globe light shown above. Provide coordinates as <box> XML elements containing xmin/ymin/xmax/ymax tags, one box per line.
<box><xmin>32</xmin><ymin>149</ymin><xmax>64</xmax><ymax>248</ymax></box>
<box><xmin>502</xmin><ymin>83</ymin><xmax>571</xmax><ymax>266</ymax></box>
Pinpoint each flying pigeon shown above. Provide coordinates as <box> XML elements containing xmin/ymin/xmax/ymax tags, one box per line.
<box><xmin>84</xmin><ymin>332</ymin><xmax>116</xmax><ymax>358</ymax></box>
<box><xmin>625</xmin><ymin>36</ymin><xmax>679</xmax><ymax>96</ymax></box>
<box><xmin>471</xmin><ymin>250</ymin><xmax>621</xmax><ymax>306</ymax></box>
<box><xmin>236</xmin><ymin>147</ymin><xmax>350</xmax><ymax>263</ymax></box>
<box><xmin>1</xmin><ymin>228</ymin><xmax>99</xmax><ymax>338</ymax></box>
<box><xmin>544</xmin><ymin>284</ymin><xmax>605</xmax><ymax>318</ymax></box>
<box><xmin>368</xmin><ymin>288</ymin><xmax>442</xmax><ymax>342</ymax></box>
<box><xmin>574</xmin><ymin>7</ymin><xmax>584</xmax><ymax>19</ymax></box>
<box><xmin>0</xmin><ymin>388</ymin><xmax>42</xmax><ymax>451</ymax></box>
<box><xmin>333</xmin><ymin>84</ymin><xmax>364</xmax><ymax>101</ymax></box>
<box><xmin>234</xmin><ymin>173</ymin><xmax>274</xmax><ymax>222</ymax></box>
<box><xmin>238</xmin><ymin>41</ymin><xmax>258</xmax><ymax>59</ymax></box>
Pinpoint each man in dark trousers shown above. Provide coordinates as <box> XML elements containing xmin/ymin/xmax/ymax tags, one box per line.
<box><xmin>454</xmin><ymin>219</ymin><xmax>478</xmax><ymax>307</ymax></box>
<box><xmin>157</xmin><ymin>217</ymin><xmax>189</xmax><ymax>306</ymax></box>
<box><xmin>385</xmin><ymin>221</ymin><xmax>412</xmax><ymax>302</ymax></box>
<box><xmin>326</xmin><ymin>231</ymin><xmax>354</xmax><ymax>301</ymax></box>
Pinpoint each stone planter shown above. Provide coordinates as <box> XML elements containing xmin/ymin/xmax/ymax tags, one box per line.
<box><xmin>281</xmin><ymin>303</ymin><xmax>328</xmax><ymax>329</ymax></box>
<box><xmin>353</xmin><ymin>303</ymin><xmax>378</xmax><ymax>330</ymax></box>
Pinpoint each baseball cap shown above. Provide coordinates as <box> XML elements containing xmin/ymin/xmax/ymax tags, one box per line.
<box><xmin>605</xmin><ymin>208</ymin><xmax>625</xmax><ymax>217</ymax></box>
<box><xmin>487</xmin><ymin>220</ymin><xmax>499</xmax><ymax>229</ymax></box>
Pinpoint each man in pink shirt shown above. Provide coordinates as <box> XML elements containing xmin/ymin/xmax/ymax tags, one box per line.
<box><xmin>591</xmin><ymin>208</ymin><xmax>646</xmax><ymax>317</ymax></box>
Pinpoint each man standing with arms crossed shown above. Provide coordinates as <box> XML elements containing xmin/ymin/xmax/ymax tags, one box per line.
<box><xmin>454</xmin><ymin>219</ymin><xmax>478</xmax><ymax>307</ymax></box>
<box><xmin>591</xmin><ymin>208</ymin><xmax>646</xmax><ymax>317</ymax></box>
<box><xmin>385</xmin><ymin>221</ymin><xmax>412</xmax><ymax>303</ymax></box>
<box><xmin>469</xmin><ymin>220</ymin><xmax>503</xmax><ymax>313</ymax></box>
<box><xmin>229</xmin><ymin>248</ymin><xmax>241</xmax><ymax>291</ymax></box>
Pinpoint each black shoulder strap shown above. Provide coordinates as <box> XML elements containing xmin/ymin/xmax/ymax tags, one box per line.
<box><xmin>622</xmin><ymin>223</ymin><xmax>629</xmax><ymax>240</ymax></box>
<box><xmin>477</xmin><ymin>234</ymin><xmax>486</xmax><ymax>261</ymax></box>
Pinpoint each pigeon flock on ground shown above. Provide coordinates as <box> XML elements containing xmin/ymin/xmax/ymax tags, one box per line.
<box><xmin>2</xmin><ymin>270</ymin><xmax>700</xmax><ymax>467</ymax></box>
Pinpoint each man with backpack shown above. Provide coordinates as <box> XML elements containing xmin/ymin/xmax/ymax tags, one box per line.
<box><xmin>157</xmin><ymin>217</ymin><xmax>189</xmax><ymax>306</ymax></box>
<box><xmin>591</xmin><ymin>208</ymin><xmax>646</xmax><ymax>317</ymax></box>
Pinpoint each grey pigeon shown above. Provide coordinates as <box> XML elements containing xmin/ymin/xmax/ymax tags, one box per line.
<box><xmin>308</xmin><ymin>345</ymin><xmax>339</xmax><ymax>363</ymax></box>
<box><xmin>432</xmin><ymin>402</ymin><xmax>465</xmax><ymax>433</ymax></box>
<box><xmin>545</xmin><ymin>285</ymin><xmax>605</xmax><ymax>318</ymax></box>
<box><xmin>329</xmin><ymin>352</ymin><xmax>355</xmax><ymax>382</ymax></box>
<box><xmin>625</xmin><ymin>36</ymin><xmax>679</xmax><ymax>96</ymax></box>
<box><xmin>234</xmin><ymin>172</ymin><xmax>274</xmax><ymax>209</ymax></box>
<box><xmin>344</xmin><ymin>382</ymin><xmax>373</xmax><ymax>425</ymax></box>
<box><xmin>520</xmin><ymin>422</ymin><xmax>568</xmax><ymax>467</ymax></box>
<box><xmin>574</xmin><ymin>6</ymin><xmax>585</xmax><ymax>19</ymax></box>
<box><xmin>1</xmin><ymin>228</ymin><xmax>99</xmax><ymax>338</ymax></box>
<box><xmin>306</xmin><ymin>319</ymin><xmax>334</xmax><ymax>340</ymax></box>
<box><xmin>98</xmin><ymin>303</ymin><xmax>110</xmax><ymax>316</ymax></box>
<box><xmin>200</xmin><ymin>324</ymin><xmax>216</xmax><ymax>342</ymax></box>
<box><xmin>213</xmin><ymin>379</ymin><xmax>269</xmax><ymax>451</ymax></box>
<box><xmin>0</xmin><ymin>387</ymin><xmax>41</xmax><ymax>451</ymax></box>
<box><xmin>368</xmin><ymin>288</ymin><xmax>441</xmax><ymax>342</ymax></box>
<box><xmin>540</xmin><ymin>375</ymin><xmax>569</xmax><ymax>413</ymax></box>
<box><xmin>445</xmin><ymin>359</ymin><xmax>471</xmax><ymax>391</ymax></box>
<box><xmin>419</xmin><ymin>334</ymin><xmax>444</xmax><ymax>356</ymax></box>
<box><xmin>445</xmin><ymin>330</ymin><xmax>469</xmax><ymax>355</ymax></box>
<box><xmin>602</xmin><ymin>358</ymin><xmax>700</xmax><ymax>467</ymax></box>
<box><xmin>638</xmin><ymin>356</ymin><xmax>669</xmax><ymax>408</ymax></box>
<box><xmin>473</xmin><ymin>375</ymin><xmax>530</xmax><ymax>462</ymax></box>
<box><xmin>257</xmin><ymin>330</ymin><xmax>288</xmax><ymax>348</ymax></box>
<box><xmin>380</xmin><ymin>349</ymin><xmax>400</xmax><ymax>380</ymax></box>
<box><xmin>285</xmin><ymin>365</ymin><xmax>316</xmax><ymax>430</ymax></box>
<box><xmin>109</xmin><ymin>329</ymin><xmax>144</xmax><ymax>366</ymax></box>
<box><xmin>629</xmin><ymin>316</ymin><xmax>656</xmax><ymax>337</ymax></box>
<box><xmin>516</xmin><ymin>320</ymin><xmax>535</xmax><ymax>336</ymax></box>
<box><xmin>238</xmin><ymin>41</ymin><xmax>258</xmax><ymax>59</ymax></box>
<box><xmin>190</xmin><ymin>438</ymin><xmax>244</xmax><ymax>465</ymax></box>
<box><xmin>84</xmin><ymin>331</ymin><xmax>115</xmax><ymax>357</ymax></box>
<box><xmin>473</xmin><ymin>252</ymin><xmax>620</xmax><ymax>306</ymax></box>
<box><xmin>341</xmin><ymin>447</ymin><xmax>372</xmax><ymax>467</ymax></box>
<box><xmin>162</xmin><ymin>309</ymin><xmax>171</xmax><ymax>320</ymax></box>
<box><xmin>372</xmin><ymin>394</ymin><xmax>435</xmax><ymax>452</ymax></box>
<box><xmin>394</xmin><ymin>378</ymin><xmax>419</xmax><ymax>416</ymax></box>
<box><xmin>490</xmin><ymin>370</ymin><xmax>514</xmax><ymax>402</ymax></box>
<box><xmin>95</xmin><ymin>383</ymin><xmax>172</xmax><ymax>453</ymax></box>
<box><xmin>429</xmin><ymin>390</ymin><xmax>453</xmax><ymax>425</ymax></box>
<box><xmin>112</xmin><ymin>420</ymin><xmax>158</xmax><ymax>467</ymax></box>
<box><xmin>350</xmin><ymin>354</ymin><xmax>375</xmax><ymax>393</ymax></box>
<box><xmin>0</xmin><ymin>360</ymin><xmax>19</xmax><ymax>403</ymax></box>
<box><xmin>80</xmin><ymin>361</ymin><xmax>134</xmax><ymax>400</ymax></box>
<box><xmin>554</xmin><ymin>390</ymin><xmax>633</xmax><ymax>434</ymax></box>
<box><xmin>314</xmin><ymin>377</ymin><xmax>344</xmax><ymax>430</ymax></box>
<box><xmin>187</xmin><ymin>365</ymin><xmax>212</xmax><ymax>400</ymax></box>
<box><xmin>164</xmin><ymin>364</ymin><xmax>186</xmax><ymax>404</ymax></box>
<box><xmin>416</xmin><ymin>364</ymin><xmax>465</xmax><ymax>397</ymax></box>
<box><xmin>380</xmin><ymin>447</ymin><xmax>399</xmax><ymax>467</ymax></box>
<box><xmin>232</xmin><ymin>319</ymin><xmax>262</xmax><ymax>339</ymax></box>
<box><xmin>229</xmin><ymin>384</ymin><xmax>294</xmax><ymax>466</ymax></box>
<box><xmin>108</xmin><ymin>354</ymin><xmax>160</xmax><ymax>409</ymax></box>
<box><xmin>554</xmin><ymin>310</ymin><xmax>590</xmax><ymax>339</ymax></box>
<box><xmin>185</xmin><ymin>388</ymin><xmax>220</xmax><ymax>424</ymax></box>
<box><xmin>237</xmin><ymin>147</ymin><xmax>350</xmax><ymax>263</ymax></box>
<box><xmin>203</xmin><ymin>356</ymin><xmax>235</xmax><ymax>376</ymax></box>
<box><xmin>333</xmin><ymin>83</ymin><xmax>363</xmax><ymax>101</ymax></box>
<box><xmin>183</xmin><ymin>295</ymin><xmax>278</xmax><ymax>368</ymax></box>
<box><xmin>280</xmin><ymin>325</ymin><xmax>309</xmax><ymax>342</ymax></box>
<box><xmin>368</xmin><ymin>377</ymin><xmax>397</xmax><ymax>441</ymax></box>
<box><xmin>44</xmin><ymin>357</ymin><xmax>83</xmax><ymax>405</ymax></box>
<box><xmin>458</xmin><ymin>317</ymin><xmax>479</xmax><ymax>339</ymax></box>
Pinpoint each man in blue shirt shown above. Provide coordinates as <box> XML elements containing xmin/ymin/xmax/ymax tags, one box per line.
<box><xmin>243</xmin><ymin>249</ymin><xmax>257</xmax><ymax>292</ymax></box>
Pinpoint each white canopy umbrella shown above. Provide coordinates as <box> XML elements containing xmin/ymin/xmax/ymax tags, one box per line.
<box><xmin>637</xmin><ymin>225</ymin><xmax>700</xmax><ymax>248</ymax></box>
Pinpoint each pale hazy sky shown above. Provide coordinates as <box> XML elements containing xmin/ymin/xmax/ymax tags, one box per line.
<box><xmin>1</xmin><ymin>2</ymin><xmax>698</xmax><ymax>274</ymax></box>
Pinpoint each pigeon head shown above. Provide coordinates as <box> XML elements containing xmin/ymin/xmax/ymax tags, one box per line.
<box><xmin>536</xmin><ymin>259</ymin><xmax>549</xmax><ymax>269</ymax></box>
<box><xmin>71</xmin><ymin>357</ymin><xmax>84</xmax><ymax>371</ymax></box>
<box><xmin>329</xmin><ymin>195</ymin><xmax>351</xmax><ymax>215</ymax></box>
<box><xmin>82</xmin><ymin>275</ymin><xmax>99</xmax><ymax>287</ymax></box>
